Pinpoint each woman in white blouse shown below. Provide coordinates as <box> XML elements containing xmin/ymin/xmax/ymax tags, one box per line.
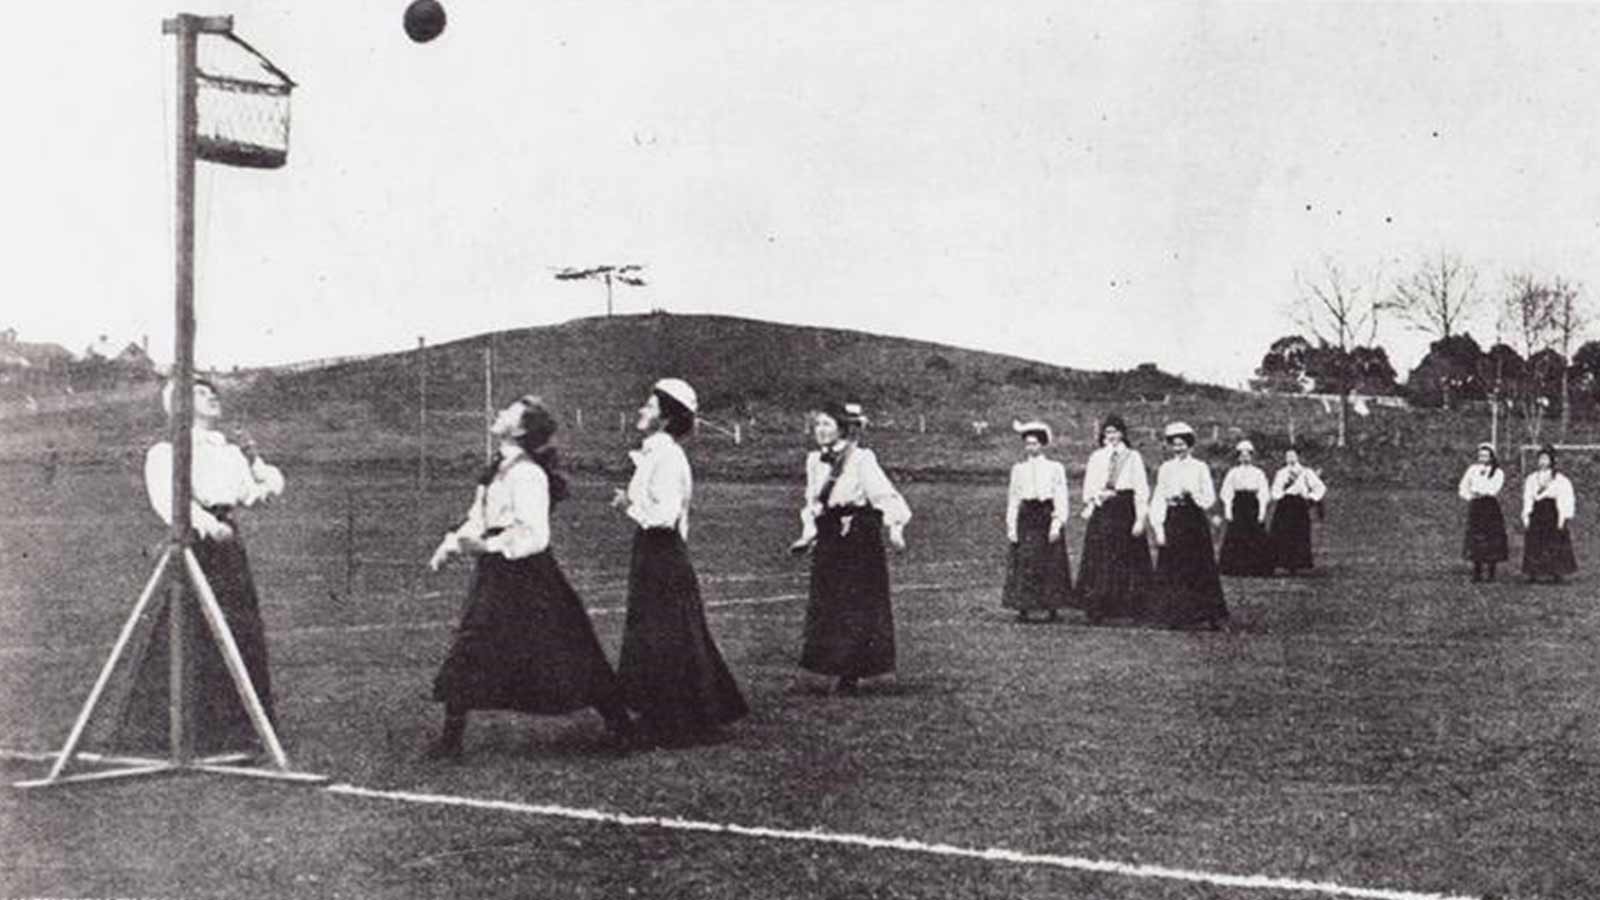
<box><xmin>1458</xmin><ymin>442</ymin><xmax>1510</xmax><ymax>583</ymax></box>
<box><xmin>1217</xmin><ymin>440</ymin><xmax>1273</xmax><ymax>577</ymax></box>
<box><xmin>1520</xmin><ymin>444</ymin><xmax>1577</xmax><ymax>583</ymax></box>
<box><xmin>1076</xmin><ymin>413</ymin><xmax>1153</xmax><ymax>624</ymax></box>
<box><xmin>118</xmin><ymin>378</ymin><xmax>285</xmax><ymax>753</ymax></box>
<box><xmin>612</xmin><ymin>379</ymin><xmax>748</xmax><ymax>745</ymax></box>
<box><xmin>424</xmin><ymin>396</ymin><xmax>633</xmax><ymax>759</ymax></box>
<box><xmin>1268</xmin><ymin>448</ymin><xmax>1327</xmax><ymax>575</ymax></box>
<box><xmin>1000</xmin><ymin>419</ymin><xmax>1073</xmax><ymax>622</ymax></box>
<box><xmin>792</xmin><ymin>402</ymin><xmax>911</xmax><ymax>693</ymax></box>
<box><xmin>1149</xmin><ymin>422</ymin><xmax>1228</xmax><ymax>630</ymax></box>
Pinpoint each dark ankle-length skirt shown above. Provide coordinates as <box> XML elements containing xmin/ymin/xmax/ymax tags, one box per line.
<box><xmin>1218</xmin><ymin>491</ymin><xmax>1274</xmax><ymax>576</ymax></box>
<box><xmin>1156</xmin><ymin>503</ymin><xmax>1228</xmax><ymax>627</ymax></box>
<box><xmin>802</xmin><ymin>507</ymin><xmax>897</xmax><ymax>677</ymax></box>
<box><xmin>1522</xmin><ymin>498</ymin><xmax>1578</xmax><ymax>578</ymax></box>
<box><xmin>1077</xmin><ymin>490</ymin><xmax>1152</xmax><ymax>621</ymax></box>
<box><xmin>1002</xmin><ymin>500</ymin><xmax>1075</xmax><ymax>612</ymax></box>
<box><xmin>619</xmin><ymin>528</ymin><xmax>748</xmax><ymax>738</ymax></box>
<box><xmin>432</xmin><ymin>549</ymin><xmax>625</xmax><ymax>716</ymax></box>
<box><xmin>1463</xmin><ymin>497</ymin><xmax>1510</xmax><ymax>564</ymax></box>
<box><xmin>113</xmin><ymin>526</ymin><xmax>275</xmax><ymax>754</ymax></box>
<box><xmin>1269</xmin><ymin>495</ymin><xmax>1315</xmax><ymax>573</ymax></box>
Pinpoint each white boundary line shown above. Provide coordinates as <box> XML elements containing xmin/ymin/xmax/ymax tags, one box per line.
<box><xmin>0</xmin><ymin>747</ymin><xmax>1478</xmax><ymax>900</ymax></box>
<box><xmin>318</xmin><ymin>783</ymin><xmax>1477</xmax><ymax>900</ymax></box>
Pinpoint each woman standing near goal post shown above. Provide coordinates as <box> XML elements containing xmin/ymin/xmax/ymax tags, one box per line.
<box><xmin>1268</xmin><ymin>449</ymin><xmax>1326</xmax><ymax>575</ymax></box>
<box><xmin>424</xmin><ymin>396</ymin><xmax>635</xmax><ymax>760</ymax></box>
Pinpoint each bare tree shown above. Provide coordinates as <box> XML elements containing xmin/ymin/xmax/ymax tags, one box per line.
<box><xmin>1548</xmin><ymin>278</ymin><xmax>1588</xmax><ymax>438</ymax></box>
<box><xmin>553</xmin><ymin>264</ymin><xmax>647</xmax><ymax>317</ymax></box>
<box><xmin>1500</xmin><ymin>272</ymin><xmax>1559</xmax><ymax>444</ymax></box>
<box><xmin>1293</xmin><ymin>258</ymin><xmax>1385</xmax><ymax>448</ymax></box>
<box><xmin>1387</xmin><ymin>251</ymin><xmax>1480</xmax><ymax>408</ymax></box>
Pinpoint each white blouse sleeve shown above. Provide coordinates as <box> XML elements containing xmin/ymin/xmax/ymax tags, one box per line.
<box><xmin>1305</xmin><ymin>469</ymin><xmax>1327</xmax><ymax>502</ymax></box>
<box><xmin>1457</xmin><ymin>467</ymin><xmax>1475</xmax><ymax>502</ymax></box>
<box><xmin>858</xmin><ymin>449</ymin><xmax>911</xmax><ymax>529</ymax></box>
<box><xmin>1051</xmin><ymin>461</ymin><xmax>1069</xmax><ymax>523</ymax></box>
<box><xmin>143</xmin><ymin>443</ymin><xmax>222</xmax><ymax>533</ymax></box>
<box><xmin>484</xmin><ymin>464</ymin><xmax>550</xmax><ymax>559</ymax></box>
<box><xmin>1270</xmin><ymin>468</ymin><xmax>1289</xmax><ymax>501</ymax></box>
<box><xmin>1522</xmin><ymin>475</ymin><xmax>1537</xmax><ymax>521</ymax></box>
<box><xmin>1129</xmin><ymin>452</ymin><xmax>1151</xmax><ymax>520</ymax></box>
<box><xmin>1195</xmin><ymin>462</ymin><xmax>1217</xmax><ymax>511</ymax></box>
<box><xmin>1559</xmin><ymin>476</ymin><xmax>1576</xmax><ymax>525</ymax></box>
<box><xmin>1219</xmin><ymin>468</ymin><xmax>1237</xmax><ymax>518</ymax></box>
<box><xmin>1006</xmin><ymin>463</ymin><xmax>1024</xmax><ymax>537</ymax></box>
<box><xmin>1147</xmin><ymin>462</ymin><xmax>1171</xmax><ymax>530</ymax></box>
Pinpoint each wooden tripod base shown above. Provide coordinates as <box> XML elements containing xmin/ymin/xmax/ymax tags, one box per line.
<box><xmin>13</xmin><ymin>544</ymin><xmax>327</xmax><ymax>790</ymax></box>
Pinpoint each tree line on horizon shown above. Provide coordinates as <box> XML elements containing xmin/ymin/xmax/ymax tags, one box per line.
<box><xmin>1252</xmin><ymin>252</ymin><xmax>1594</xmax><ymax>446</ymax></box>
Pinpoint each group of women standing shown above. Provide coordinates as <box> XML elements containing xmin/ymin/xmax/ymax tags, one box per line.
<box><xmin>1458</xmin><ymin>443</ymin><xmax>1578</xmax><ymax>584</ymax></box>
<box><xmin>1001</xmin><ymin>415</ymin><xmax>1330</xmax><ymax>630</ymax></box>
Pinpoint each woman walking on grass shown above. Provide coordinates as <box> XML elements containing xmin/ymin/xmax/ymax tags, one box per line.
<box><xmin>1268</xmin><ymin>448</ymin><xmax>1326</xmax><ymax>575</ymax></box>
<box><xmin>1458</xmin><ymin>442</ymin><xmax>1510</xmax><ymax>583</ymax></box>
<box><xmin>791</xmin><ymin>402</ymin><xmax>911</xmax><ymax>693</ymax></box>
<box><xmin>424</xmin><ymin>396</ymin><xmax>634</xmax><ymax>760</ymax></box>
<box><xmin>1217</xmin><ymin>440</ymin><xmax>1273</xmax><ymax>577</ymax></box>
<box><xmin>1520</xmin><ymin>444</ymin><xmax>1578</xmax><ymax>584</ymax></box>
<box><xmin>1149</xmin><ymin>422</ymin><xmax>1228</xmax><ymax>630</ymax></box>
<box><xmin>1001</xmin><ymin>419</ymin><xmax>1073</xmax><ymax>622</ymax></box>
<box><xmin>613</xmin><ymin>378</ymin><xmax>748</xmax><ymax>744</ymax></box>
<box><xmin>1076</xmin><ymin>414</ymin><xmax>1153</xmax><ymax>625</ymax></box>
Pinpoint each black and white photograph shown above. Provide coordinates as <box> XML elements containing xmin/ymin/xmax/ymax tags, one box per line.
<box><xmin>2</xmin><ymin>2</ymin><xmax>1599</xmax><ymax>898</ymax></box>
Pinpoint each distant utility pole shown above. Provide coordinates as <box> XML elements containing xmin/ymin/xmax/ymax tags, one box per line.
<box><xmin>553</xmin><ymin>264</ymin><xmax>647</xmax><ymax>317</ymax></box>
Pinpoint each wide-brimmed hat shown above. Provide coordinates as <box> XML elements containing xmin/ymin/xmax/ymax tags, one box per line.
<box><xmin>1012</xmin><ymin>419</ymin><xmax>1052</xmax><ymax>445</ymax></box>
<box><xmin>1235</xmin><ymin>439</ymin><xmax>1255</xmax><ymax>456</ymax></box>
<box><xmin>653</xmin><ymin>378</ymin><xmax>698</xmax><ymax>415</ymax></box>
<box><xmin>1163</xmin><ymin>421</ymin><xmax>1196</xmax><ymax>445</ymax></box>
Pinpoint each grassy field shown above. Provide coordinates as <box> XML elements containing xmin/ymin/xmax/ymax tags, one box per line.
<box><xmin>2</xmin><ymin>459</ymin><xmax>1598</xmax><ymax>899</ymax></box>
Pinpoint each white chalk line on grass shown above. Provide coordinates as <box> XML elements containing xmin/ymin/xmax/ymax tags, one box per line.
<box><xmin>0</xmin><ymin>746</ymin><xmax>1476</xmax><ymax>900</ymax></box>
<box><xmin>318</xmin><ymin>783</ymin><xmax>1477</xmax><ymax>900</ymax></box>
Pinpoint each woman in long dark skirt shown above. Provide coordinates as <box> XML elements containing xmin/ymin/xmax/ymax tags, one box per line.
<box><xmin>612</xmin><ymin>379</ymin><xmax>748</xmax><ymax>745</ymax></box>
<box><xmin>424</xmin><ymin>396</ymin><xmax>634</xmax><ymax>760</ymax></box>
<box><xmin>1076</xmin><ymin>414</ymin><xmax>1153</xmax><ymax>624</ymax></box>
<box><xmin>790</xmin><ymin>402</ymin><xmax>912</xmax><ymax>692</ymax></box>
<box><xmin>1149</xmin><ymin>422</ymin><xmax>1228</xmax><ymax>630</ymax></box>
<box><xmin>1458</xmin><ymin>442</ymin><xmax>1510</xmax><ymax>582</ymax></box>
<box><xmin>1001</xmin><ymin>419</ymin><xmax>1072</xmax><ymax>621</ymax></box>
<box><xmin>1268</xmin><ymin>448</ymin><xmax>1327</xmax><ymax>574</ymax></box>
<box><xmin>1520</xmin><ymin>444</ymin><xmax>1578</xmax><ymax>584</ymax></box>
<box><xmin>116</xmin><ymin>378</ymin><xmax>285</xmax><ymax>754</ymax></box>
<box><xmin>1217</xmin><ymin>440</ymin><xmax>1273</xmax><ymax>576</ymax></box>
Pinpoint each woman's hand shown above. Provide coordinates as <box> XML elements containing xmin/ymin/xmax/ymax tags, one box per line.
<box><xmin>1047</xmin><ymin>521</ymin><xmax>1063</xmax><ymax>543</ymax></box>
<box><xmin>197</xmin><ymin>518</ymin><xmax>233</xmax><ymax>541</ymax></box>
<box><xmin>888</xmin><ymin>526</ymin><xmax>908</xmax><ymax>552</ymax></box>
<box><xmin>1130</xmin><ymin>519</ymin><xmax>1146</xmax><ymax>538</ymax></box>
<box><xmin>427</xmin><ymin>538</ymin><xmax>455</xmax><ymax>571</ymax></box>
<box><xmin>610</xmin><ymin>488</ymin><xmax>629</xmax><ymax>510</ymax></box>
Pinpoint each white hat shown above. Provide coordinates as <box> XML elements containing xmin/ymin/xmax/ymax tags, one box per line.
<box><xmin>653</xmin><ymin>377</ymin><xmax>698</xmax><ymax>415</ymax></box>
<box><xmin>1163</xmin><ymin>421</ymin><xmax>1196</xmax><ymax>441</ymax></box>
<box><xmin>160</xmin><ymin>376</ymin><xmax>219</xmax><ymax>417</ymax></box>
<box><xmin>1235</xmin><ymin>439</ymin><xmax>1255</xmax><ymax>455</ymax></box>
<box><xmin>1012</xmin><ymin>419</ymin><xmax>1053</xmax><ymax>444</ymax></box>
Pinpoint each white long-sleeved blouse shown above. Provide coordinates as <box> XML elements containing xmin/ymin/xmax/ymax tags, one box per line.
<box><xmin>144</xmin><ymin>429</ymin><xmax>285</xmax><ymax>532</ymax></box>
<box><xmin>801</xmin><ymin>444</ymin><xmax>912</xmax><ymax>528</ymax></box>
<box><xmin>1148</xmin><ymin>456</ymin><xmax>1217</xmax><ymax>530</ymax></box>
<box><xmin>1006</xmin><ymin>456</ymin><xmax>1069</xmax><ymax>536</ymax></box>
<box><xmin>1458</xmin><ymin>464</ymin><xmax>1505</xmax><ymax>501</ymax></box>
<box><xmin>1219</xmin><ymin>464</ymin><xmax>1270</xmax><ymax>523</ymax></box>
<box><xmin>627</xmin><ymin>431</ymin><xmax>693</xmax><ymax>539</ymax></box>
<box><xmin>1271</xmin><ymin>465</ymin><xmax>1327</xmax><ymax>502</ymax></box>
<box><xmin>441</xmin><ymin>447</ymin><xmax>551</xmax><ymax>560</ymax></box>
<box><xmin>1522</xmin><ymin>471</ymin><xmax>1576</xmax><ymax>527</ymax></box>
<box><xmin>1080</xmin><ymin>443</ymin><xmax>1150</xmax><ymax>520</ymax></box>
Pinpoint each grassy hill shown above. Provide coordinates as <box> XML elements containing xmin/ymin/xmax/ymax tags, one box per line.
<box><xmin>3</xmin><ymin>312</ymin><xmax>1585</xmax><ymax>486</ymax></box>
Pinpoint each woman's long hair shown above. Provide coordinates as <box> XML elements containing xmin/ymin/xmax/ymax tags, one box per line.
<box><xmin>477</xmin><ymin>396</ymin><xmax>570</xmax><ymax>505</ymax></box>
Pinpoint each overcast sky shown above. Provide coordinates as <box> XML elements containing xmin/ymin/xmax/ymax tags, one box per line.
<box><xmin>6</xmin><ymin>1</ymin><xmax>1600</xmax><ymax>385</ymax></box>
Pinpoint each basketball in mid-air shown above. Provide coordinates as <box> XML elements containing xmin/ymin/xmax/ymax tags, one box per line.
<box><xmin>403</xmin><ymin>0</ymin><xmax>447</xmax><ymax>43</ymax></box>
